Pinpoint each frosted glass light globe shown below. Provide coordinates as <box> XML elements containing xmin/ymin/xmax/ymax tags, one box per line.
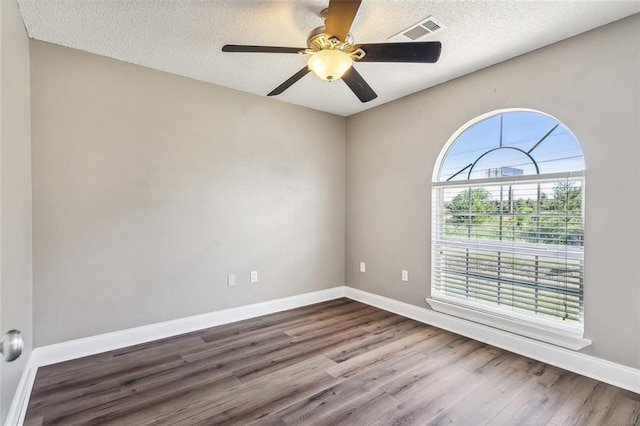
<box><xmin>308</xmin><ymin>49</ymin><xmax>353</xmax><ymax>81</ymax></box>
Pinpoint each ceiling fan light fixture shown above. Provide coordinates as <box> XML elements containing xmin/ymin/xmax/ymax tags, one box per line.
<box><xmin>307</xmin><ymin>49</ymin><xmax>353</xmax><ymax>82</ymax></box>
<box><xmin>222</xmin><ymin>0</ymin><xmax>441</xmax><ymax>103</ymax></box>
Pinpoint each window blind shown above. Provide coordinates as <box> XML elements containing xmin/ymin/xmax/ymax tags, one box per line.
<box><xmin>432</xmin><ymin>174</ymin><xmax>584</xmax><ymax>325</ymax></box>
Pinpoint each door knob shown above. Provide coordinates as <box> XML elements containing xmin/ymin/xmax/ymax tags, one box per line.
<box><xmin>0</xmin><ymin>330</ymin><xmax>23</xmax><ymax>362</ymax></box>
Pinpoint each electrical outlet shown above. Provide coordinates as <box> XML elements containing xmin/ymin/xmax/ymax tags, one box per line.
<box><xmin>360</xmin><ymin>262</ymin><xmax>366</xmax><ymax>273</ymax></box>
<box><xmin>227</xmin><ymin>274</ymin><xmax>236</xmax><ymax>287</ymax></box>
<box><xmin>250</xmin><ymin>271</ymin><xmax>258</xmax><ymax>283</ymax></box>
<box><xmin>402</xmin><ymin>270</ymin><xmax>409</xmax><ymax>282</ymax></box>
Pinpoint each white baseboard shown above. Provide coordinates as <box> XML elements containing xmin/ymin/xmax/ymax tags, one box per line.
<box><xmin>344</xmin><ymin>287</ymin><xmax>640</xmax><ymax>394</ymax></box>
<box><xmin>5</xmin><ymin>353</ymin><xmax>38</xmax><ymax>426</ymax></box>
<box><xmin>34</xmin><ymin>286</ymin><xmax>347</xmax><ymax>367</ymax></box>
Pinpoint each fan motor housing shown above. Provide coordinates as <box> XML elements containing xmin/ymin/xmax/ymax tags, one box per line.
<box><xmin>307</xmin><ymin>26</ymin><xmax>354</xmax><ymax>52</ymax></box>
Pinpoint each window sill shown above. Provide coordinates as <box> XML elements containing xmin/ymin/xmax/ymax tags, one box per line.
<box><xmin>426</xmin><ymin>297</ymin><xmax>591</xmax><ymax>350</ymax></box>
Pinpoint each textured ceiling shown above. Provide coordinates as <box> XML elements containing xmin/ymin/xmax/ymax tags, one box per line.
<box><xmin>18</xmin><ymin>1</ymin><xmax>640</xmax><ymax>117</ymax></box>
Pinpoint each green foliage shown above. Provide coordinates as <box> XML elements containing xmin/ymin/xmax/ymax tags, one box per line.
<box><xmin>538</xmin><ymin>182</ymin><xmax>583</xmax><ymax>245</ymax></box>
<box><xmin>447</xmin><ymin>188</ymin><xmax>497</xmax><ymax>225</ymax></box>
<box><xmin>444</xmin><ymin>182</ymin><xmax>583</xmax><ymax>245</ymax></box>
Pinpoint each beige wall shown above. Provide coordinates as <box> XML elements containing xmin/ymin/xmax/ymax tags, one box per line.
<box><xmin>0</xmin><ymin>0</ymin><xmax>33</xmax><ymax>421</ymax></box>
<box><xmin>30</xmin><ymin>41</ymin><xmax>345</xmax><ymax>346</ymax></box>
<box><xmin>346</xmin><ymin>14</ymin><xmax>640</xmax><ymax>368</ymax></box>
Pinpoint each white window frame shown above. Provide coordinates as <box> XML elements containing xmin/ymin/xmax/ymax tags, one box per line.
<box><xmin>427</xmin><ymin>109</ymin><xmax>591</xmax><ymax>350</ymax></box>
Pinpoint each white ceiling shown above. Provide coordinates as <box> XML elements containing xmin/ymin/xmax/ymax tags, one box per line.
<box><xmin>18</xmin><ymin>1</ymin><xmax>640</xmax><ymax>117</ymax></box>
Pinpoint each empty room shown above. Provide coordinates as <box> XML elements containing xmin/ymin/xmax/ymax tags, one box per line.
<box><xmin>1</xmin><ymin>0</ymin><xmax>639</xmax><ymax>424</ymax></box>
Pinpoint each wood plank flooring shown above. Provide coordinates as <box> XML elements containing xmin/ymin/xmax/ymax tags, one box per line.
<box><xmin>24</xmin><ymin>298</ymin><xmax>640</xmax><ymax>425</ymax></box>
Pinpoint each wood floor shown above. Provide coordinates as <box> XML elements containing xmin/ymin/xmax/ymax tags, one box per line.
<box><xmin>24</xmin><ymin>299</ymin><xmax>639</xmax><ymax>425</ymax></box>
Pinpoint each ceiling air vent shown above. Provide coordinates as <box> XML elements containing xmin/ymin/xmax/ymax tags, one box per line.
<box><xmin>389</xmin><ymin>16</ymin><xmax>445</xmax><ymax>42</ymax></box>
<box><xmin>422</xmin><ymin>19</ymin><xmax>442</xmax><ymax>33</ymax></box>
<box><xmin>403</xmin><ymin>26</ymin><xmax>429</xmax><ymax>41</ymax></box>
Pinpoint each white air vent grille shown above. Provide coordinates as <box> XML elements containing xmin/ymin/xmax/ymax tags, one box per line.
<box><xmin>421</xmin><ymin>19</ymin><xmax>441</xmax><ymax>33</ymax></box>
<box><xmin>389</xmin><ymin>16</ymin><xmax>446</xmax><ymax>42</ymax></box>
<box><xmin>403</xmin><ymin>26</ymin><xmax>429</xmax><ymax>41</ymax></box>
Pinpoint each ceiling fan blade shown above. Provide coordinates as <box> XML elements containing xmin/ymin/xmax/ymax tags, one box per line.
<box><xmin>325</xmin><ymin>0</ymin><xmax>362</xmax><ymax>42</ymax></box>
<box><xmin>222</xmin><ymin>45</ymin><xmax>304</xmax><ymax>54</ymax></box>
<box><xmin>267</xmin><ymin>67</ymin><xmax>311</xmax><ymax>97</ymax></box>
<box><xmin>341</xmin><ymin>66</ymin><xmax>377</xmax><ymax>103</ymax></box>
<box><xmin>357</xmin><ymin>41</ymin><xmax>442</xmax><ymax>63</ymax></box>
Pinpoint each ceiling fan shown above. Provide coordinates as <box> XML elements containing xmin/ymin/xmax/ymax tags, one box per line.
<box><xmin>222</xmin><ymin>0</ymin><xmax>442</xmax><ymax>103</ymax></box>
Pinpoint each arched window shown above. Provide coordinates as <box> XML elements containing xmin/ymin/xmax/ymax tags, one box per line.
<box><xmin>428</xmin><ymin>109</ymin><xmax>589</xmax><ymax>349</ymax></box>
